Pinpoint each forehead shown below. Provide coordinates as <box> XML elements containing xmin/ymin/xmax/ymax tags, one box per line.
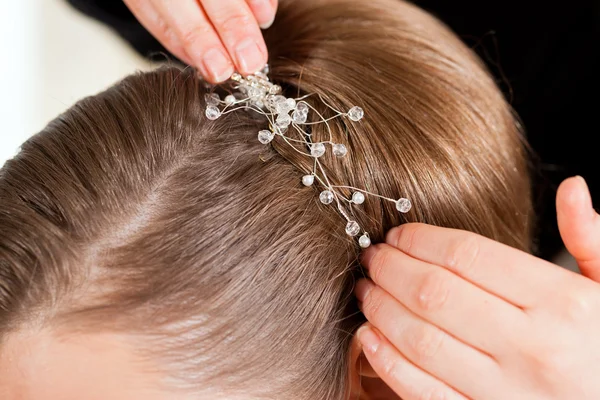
<box><xmin>0</xmin><ymin>329</ymin><xmax>165</xmax><ymax>400</ymax></box>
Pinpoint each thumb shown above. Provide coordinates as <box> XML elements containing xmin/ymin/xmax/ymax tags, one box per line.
<box><xmin>557</xmin><ymin>176</ymin><xmax>600</xmax><ymax>281</ymax></box>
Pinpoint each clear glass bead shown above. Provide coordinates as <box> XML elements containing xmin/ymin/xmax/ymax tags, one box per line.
<box><xmin>269</xmin><ymin>85</ymin><xmax>282</xmax><ymax>95</ymax></box>
<box><xmin>348</xmin><ymin>106</ymin><xmax>364</xmax><ymax>122</ymax></box>
<box><xmin>231</xmin><ymin>72</ymin><xmax>242</xmax><ymax>81</ymax></box>
<box><xmin>205</xmin><ymin>93</ymin><xmax>220</xmax><ymax>106</ymax></box>
<box><xmin>258</xmin><ymin>130</ymin><xmax>275</xmax><ymax>144</ymax></box>
<box><xmin>273</xmin><ymin>95</ymin><xmax>286</xmax><ymax>105</ymax></box>
<box><xmin>332</xmin><ymin>143</ymin><xmax>348</xmax><ymax>157</ymax></box>
<box><xmin>285</xmin><ymin>98</ymin><xmax>296</xmax><ymax>110</ymax></box>
<box><xmin>292</xmin><ymin>110</ymin><xmax>308</xmax><ymax>124</ymax></box>
<box><xmin>396</xmin><ymin>198</ymin><xmax>412</xmax><ymax>213</ymax></box>
<box><xmin>345</xmin><ymin>221</ymin><xmax>361</xmax><ymax>237</ymax></box>
<box><xmin>296</xmin><ymin>102</ymin><xmax>309</xmax><ymax>114</ymax></box>
<box><xmin>205</xmin><ymin>106</ymin><xmax>221</xmax><ymax>120</ymax></box>
<box><xmin>302</xmin><ymin>175</ymin><xmax>315</xmax><ymax>186</ymax></box>
<box><xmin>352</xmin><ymin>192</ymin><xmax>365</xmax><ymax>205</ymax></box>
<box><xmin>276</xmin><ymin>98</ymin><xmax>296</xmax><ymax>114</ymax></box>
<box><xmin>225</xmin><ymin>95</ymin><xmax>236</xmax><ymax>105</ymax></box>
<box><xmin>276</xmin><ymin>113</ymin><xmax>292</xmax><ymax>129</ymax></box>
<box><xmin>248</xmin><ymin>87</ymin><xmax>262</xmax><ymax>98</ymax></box>
<box><xmin>359</xmin><ymin>234</ymin><xmax>372</xmax><ymax>248</ymax></box>
<box><xmin>311</xmin><ymin>143</ymin><xmax>326</xmax><ymax>158</ymax></box>
<box><xmin>320</xmin><ymin>190</ymin><xmax>334</xmax><ymax>204</ymax></box>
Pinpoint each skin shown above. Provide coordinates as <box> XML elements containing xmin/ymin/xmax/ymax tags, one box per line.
<box><xmin>1</xmin><ymin>168</ymin><xmax>594</xmax><ymax>399</ymax></box>
<box><xmin>356</xmin><ymin>176</ymin><xmax>600</xmax><ymax>400</ymax></box>
<box><xmin>123</xmin><ymin>0</ymin><xmax>278</xmax><ymax>83</ymax></box>
<box><xmin>0</xmin><ymin>329</ymin><xmax>172</xmax><ymax>400</ymax></box>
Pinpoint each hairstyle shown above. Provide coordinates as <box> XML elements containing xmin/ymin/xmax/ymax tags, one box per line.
<box><xmin>0</xmin><ymin>0</ymin><xmax>532</xmax><ymax>398</ymax></box>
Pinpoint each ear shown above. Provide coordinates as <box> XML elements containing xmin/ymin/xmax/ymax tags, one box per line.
<box><xmin>348</xmin><ymin>324</ymin><xmax>402</xmax><ymax>400</ymax></box>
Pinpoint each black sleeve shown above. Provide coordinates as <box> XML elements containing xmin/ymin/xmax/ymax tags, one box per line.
<box><xmin>65</xmin><ymin>0</ymin><xmax>600</xmax><ymax>260</ymax></box>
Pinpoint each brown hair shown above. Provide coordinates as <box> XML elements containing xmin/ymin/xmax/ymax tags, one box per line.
<box><xmin>0</xmin><ymin>0</ymin><xmax>532</xmax><ymax>398</ymax></box>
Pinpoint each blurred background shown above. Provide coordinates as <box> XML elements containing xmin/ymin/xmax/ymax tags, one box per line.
<box><xmin>0</xmin><ymin>0</ymin><xmax>153</xmax><ymax>166</ymax></box>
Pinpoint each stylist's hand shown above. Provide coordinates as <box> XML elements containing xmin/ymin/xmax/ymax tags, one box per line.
<box><xmin>123</xmin><ymin>0</ymin><xmax>277</xmax><ymax>82</ymax></box>
<box><xmin>356</xmin><ymin>176</ymin><xmax>600</xmax><ymax>400</ymax></box>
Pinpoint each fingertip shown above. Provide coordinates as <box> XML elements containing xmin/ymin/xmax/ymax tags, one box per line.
<box><xmin>385</xmin><ymin>225</ymin><xmax>405</xmax><ymax>248</ymax></box>
<box><xmin>360</xmin><ymin>243</ymin><xmax>383</xmax><ymax>268</ymax></box>
<box><xmin>356</xmin><ymin>325</ymin><xmax>381</xmax><ymax>355</ymax></box>
<box><xmin>557</xmin><ymin>176</ymin><xmax>593</xmax><ymax>217</ymax></box>
<box><xmin>248</xmin><ymin>0</ymin><xmax>277</xmax><ymax>29</ymax></box>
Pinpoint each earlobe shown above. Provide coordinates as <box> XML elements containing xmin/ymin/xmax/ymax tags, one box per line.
<box><xmin>348</xmin><ymin>324</ymin><xmax>401</xmax><ymax>400</ymax></box>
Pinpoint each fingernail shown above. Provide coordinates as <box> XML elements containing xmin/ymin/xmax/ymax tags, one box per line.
<box><xmin>574</xmin><ymin>176</ymin><xmax>594</xmax><ymax>215</ymax></box>
<box><xmin>260</xmin><ymin>16</ymin><xmax>275</xmax><ymax>29</ymax></box>
<box><xmin>202</xmin><ymin>48</ymin><xmax>234</xmax><ymax>83</ymax></box>
<box><xmin>355</xmin><ymin>279</ymin><xmax>374</xmax><ymax>303</ymax></box>
<box><xmin>235</xmin><ymin>38</ymin><xmax>265</xmax><ymax>74</ymax></box>
<box><xmin>357</xmin><ymin>326</ymin><xmax>381</xmax><ymax>354</ymax></box>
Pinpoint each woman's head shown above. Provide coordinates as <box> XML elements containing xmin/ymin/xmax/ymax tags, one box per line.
<box><xmin>0</xmin><ymin>0</ymin><xmax>531</xmax><ymax>399</ymax></box>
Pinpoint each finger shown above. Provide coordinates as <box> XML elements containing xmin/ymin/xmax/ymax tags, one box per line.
<box><xmin>247</xmin><ymin>0</ymin><xmax>278</xmax><ymax>29</ymax></box>
<box><xmin>150</xmin><ymin>0</ymin><xmax>235</xmax><ymax>83</ymax></box>
<box><xmin>357</xmin><ymin>325</ymin><xmax>470</xmax><ymax>400</ymax></box>
<box><xmin>123</xmin><ymin>0</ymin><xmax>193</xmax><ymax>65</ymax></box>
<box><xmin>366</xmin><ymin>223</ymin><xmax>577</xmax><ymax>309</ymax></box>
<box><xmin>361</xmin><ymin>245</ymin><xmax>527</xmax><ymax>355</ymax></box>
<box><xmin>557</xmin><ymin>176</ymin><xmax>600</xmax><ymax>280</ymax></box>
<box><xmin>202</xmin><ymin>0</ymin><xmax>268</xmax><ymax>75</ymax></box>
<box><xmin>356</xmin><ymin>280</ymin><xmax>500</xmax><ymax>399</ymax></box>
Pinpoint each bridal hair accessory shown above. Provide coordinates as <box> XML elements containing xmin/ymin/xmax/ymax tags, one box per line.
<box><xmin>204</xmin><ymin>65</ymin><xmax>412</xmax><ymax>248</ymax></box>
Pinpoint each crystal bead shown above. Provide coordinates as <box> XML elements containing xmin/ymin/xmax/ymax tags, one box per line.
<box><xmin>276</xmin><ymin>113</ymin><xmax>292</xmax><ymax>129</ymax></box>
<box><xmin>345</xmin><ymin>221</ymin><xmax>361</xmax><ymax>237</ymax></box>
<box><xmin>332</xmin><ymin>143</ymin><xmax>348</xmax><ymax>157</ymax></box>
<box><xmin>296</xmin><ymin>102</ymin><xmax>309</xmax><ymax>114</ymax></box>
<box><xmin>302</xmin><ymin>175</ymin><xmax>315</xmax><ymax>186</ymax></box>
<box><xmin>292</xmin><ymin>110</ymin><xmax>308</xmax><ymax>124</ymax></box>
<box><xmin>269</xmin><ymin>85</ymin><xmax>282</xmax><ymax>95</ymax></box>
<box><xmin>320</xmin><ymin>190</ymin><xmax>334</xmax><ymax>204</ymax></box>
<box><xmin>231</xmin><ymin>72</ymin><xmax>242</xmax><ymax>81</ymax></box>
<box><xmin>205</xmin><ymin>106</ymin><xmax>221</xmax><ymax>120</ymax></box>
<box><xmin>257</xmin><ymin>130</ymin><xmax>275</xmax><ymax>144</ymax></box>
<box><xmin>359</xmin><ymin>234</ymin><xmax>372</xmax><ymax>248</ymax></box>
<box><xmin>286</xmin><ymin>98</ymin><xmax>296</xmax><ymax>110</ymax></box>
<box><xmin>205</xmin><ymin>93</ymin><xmax>220</xmax><ymax>106</ymax></box>
<box><xmin>225</xmin><ymin>95</ymin><xmax>236</xmax><ymax>105</ymax></box>
<box><xmin>348</xmin><ymin>106</ymin><xmax>364</xmax><ymax>122</ymax></box>
<box><xmin>351</xmin><ymin>192</ymin><xmax>365</xmax><ymax>205</ymax></box>
<box><xmin>276</xmin><ymin>98</ymin><xmax>296</xmax><ymax>114</ymax></box>
<box><xmin>273</xmin><ymin>95</ymin><xmax>286</xmax><ymax>105</ymax></box>
<box><xmin>396</xmin><ymin>198</ymin><xmax>412</xmax><ymax>213</ymax></box>
<box><xmin>248</xmin><ymin>87</ymin><xmax>262</xmax><ymax>98</ymax></box>
<box><xmin>311</xmin><ymin>143</ymin><xmax>326</xmax><ymax>158</ymax></box>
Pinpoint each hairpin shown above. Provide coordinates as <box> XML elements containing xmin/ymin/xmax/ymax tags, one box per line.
<box><xmin>203</xmin><ymin>65</ymin><xmax>412</xmax><ymax>248</ymax></box>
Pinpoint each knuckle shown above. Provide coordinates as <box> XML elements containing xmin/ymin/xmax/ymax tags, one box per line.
<box><xmin>395</xmin><ymin>223</ymin><xmax>423</xmax><ymax>253</ymax></box>
<box><xmin>362</xmin><ymin>287</ymin><xmax>385</xmax><ymax>321</ymax></box>
<box><xmin>527</xmin><ymin>345</ymin><xmax>567</xmax><ymax>382</ymax></box>
<box><xmin>407</xmin><ymin>324</ymin><xmax>445</xmax><ymax>365</ymax></box>
<box><xmin>446</xmin><ymin>234</ymin><xmax>480</xmax><ymax>275</ymax></box>
<box><xmin>561</xmin><ymin>290</ymin><xmax>595</xmax><ymax>323</ymax></box>
<box><xmin>180</xmin><ymin>26</ymin><xmax>214</xmax><ymax>48</ymax></box>
<box><xmin>415</xmin><ymin>271</ymin><xmax>450</xmax><ymax>312</ymax></box>
<box><xmin>215</xmin><ymin>13</ymin><xmax>255</xmax><ymax>36</ymax></box>
<box><xmin>369</xmin><ymin>247</ymin><xmax>393</xmax><ymax>283</ymax></box>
